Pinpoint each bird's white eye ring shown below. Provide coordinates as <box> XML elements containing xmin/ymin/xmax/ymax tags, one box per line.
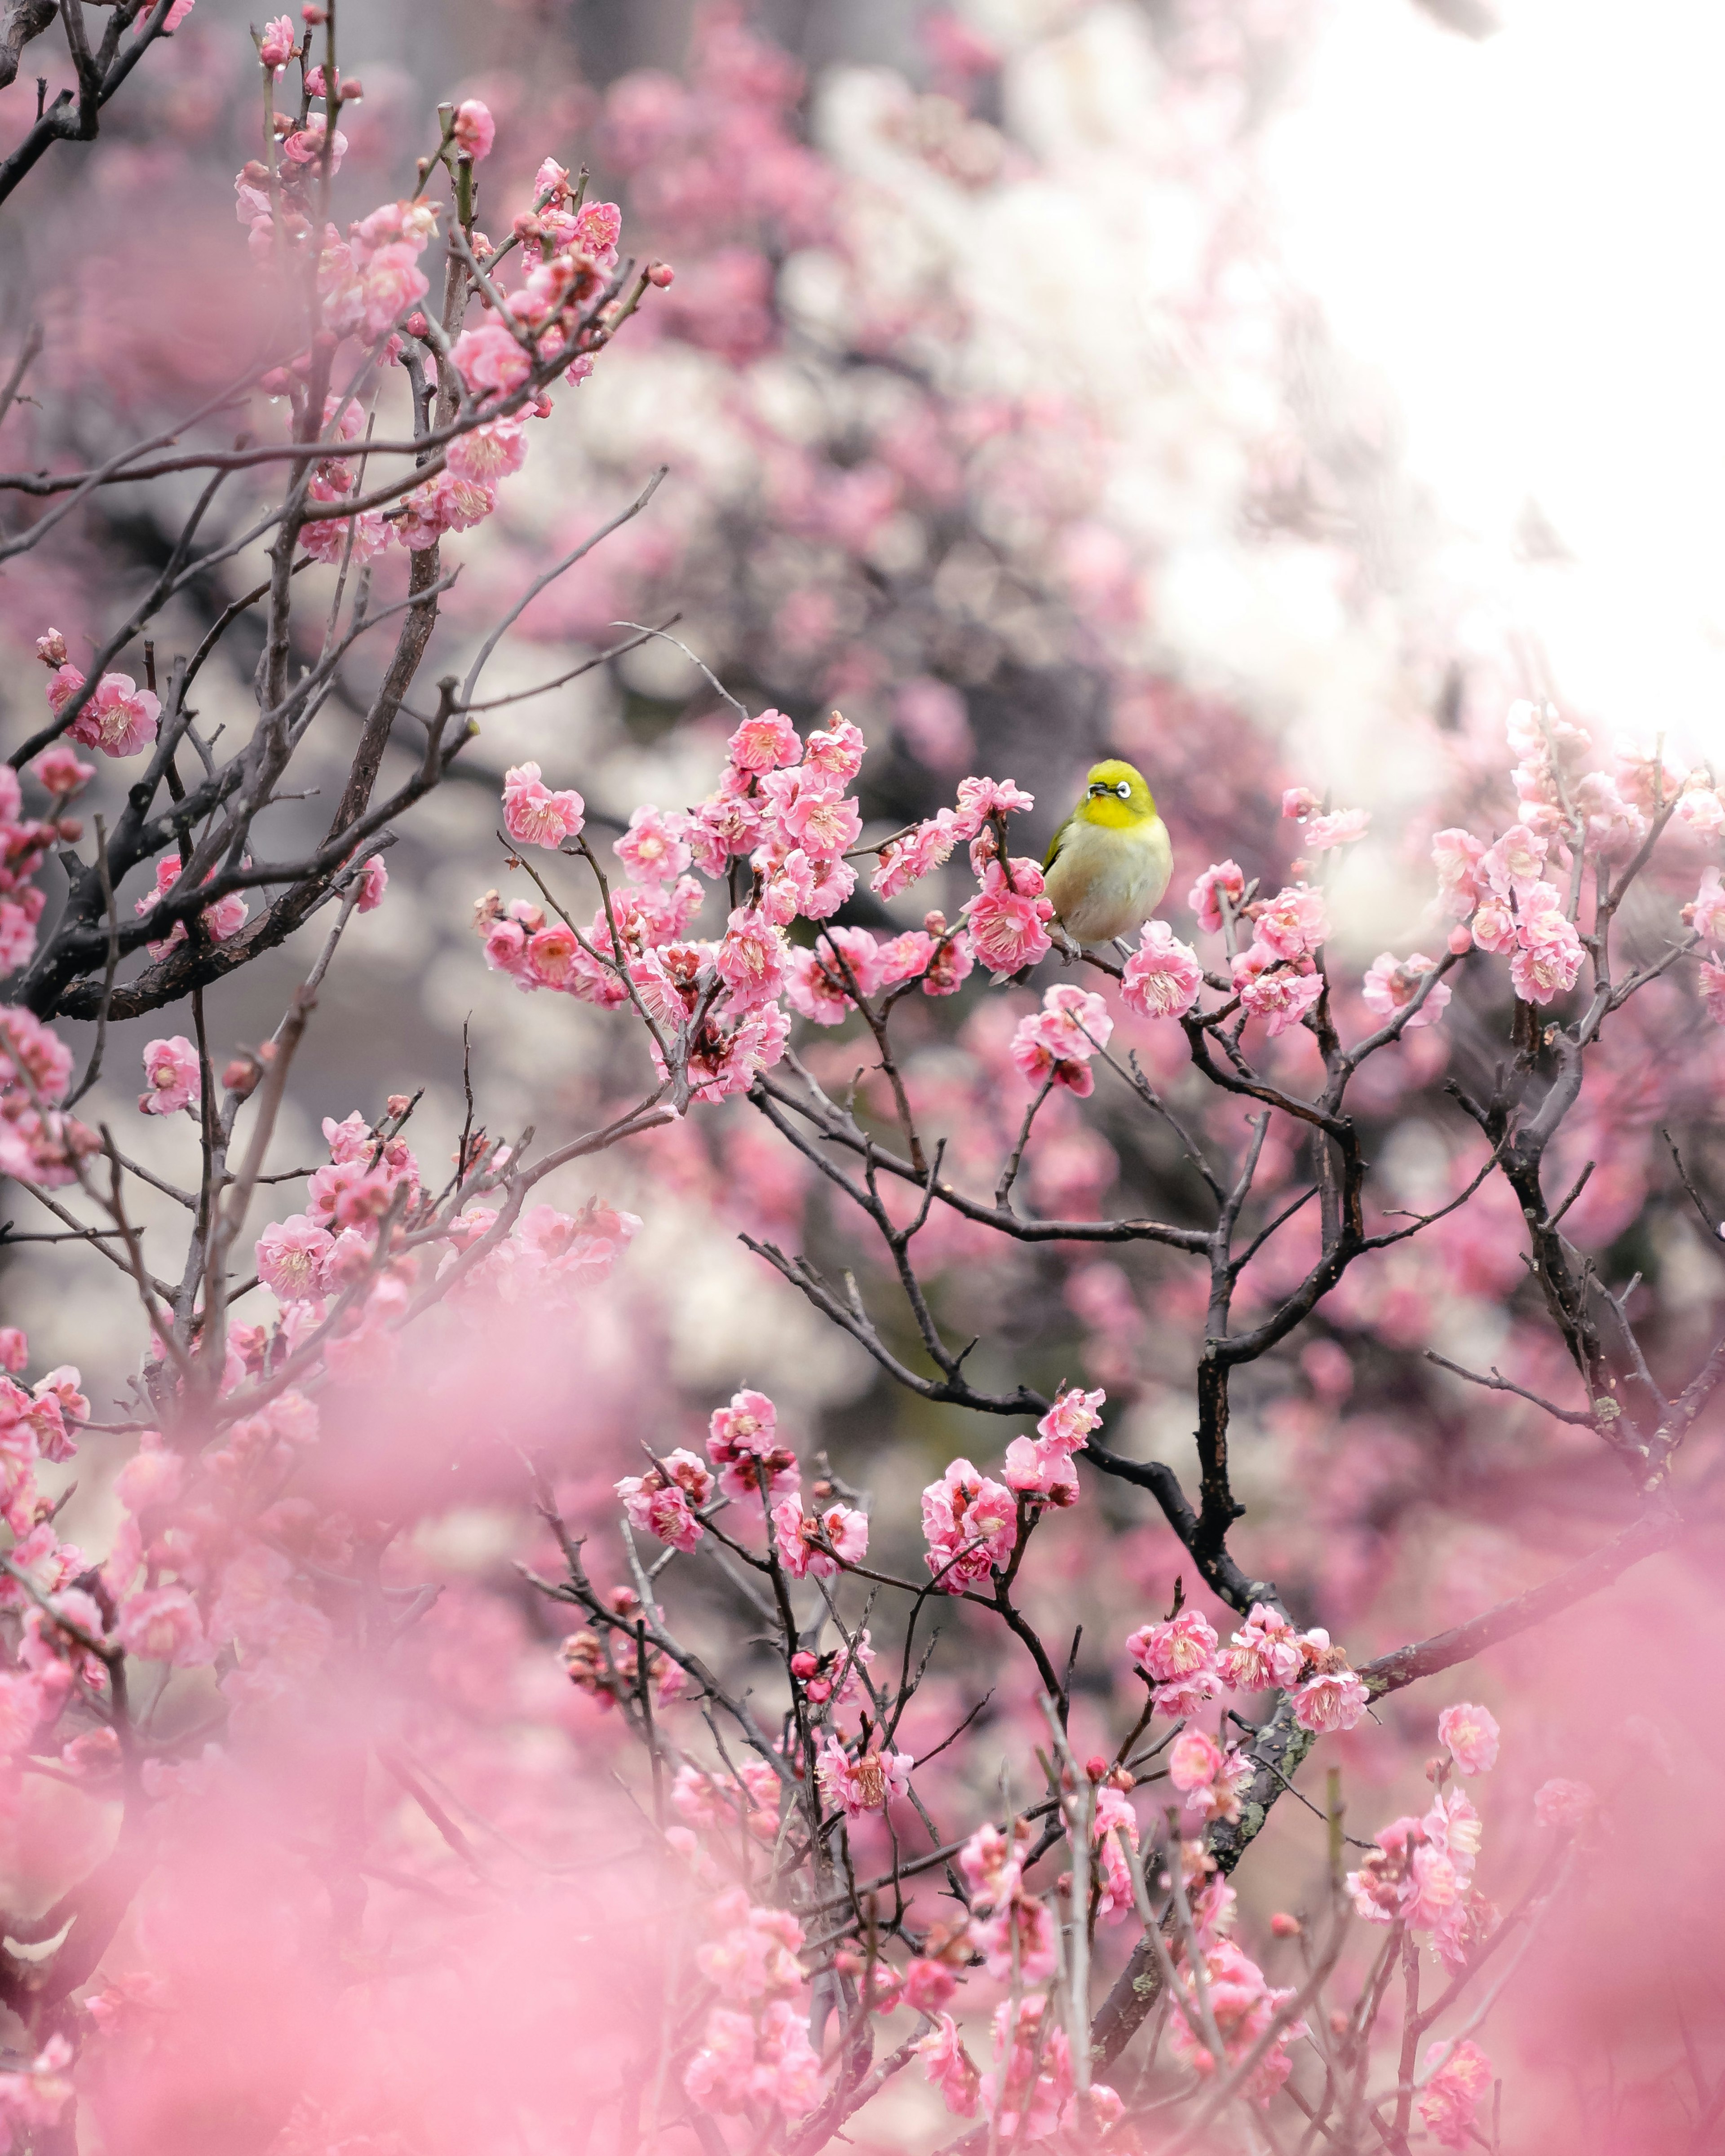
<box><xmin>1116</xmin><ymin>780</ymin><xmax>1131</xmax><ymax>798</ymax></box>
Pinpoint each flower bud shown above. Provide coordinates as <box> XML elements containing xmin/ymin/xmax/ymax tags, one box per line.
<box><xmin>646</xmin><ymin>261</ymin><xmax>675</xmax><ymax>287</ymax></box>
<box><xmin>789</xmin><ymin>1650</ymin><xmax>818</xmax><ymax>1679</ymax></box>
<box><xmin>222</xmin><ymin>1056</ymin><xmax>261</xmax><ymax>1098</ymax></box>
<box><xmin>1270</xmin><ymin>1912</ymin><xmax>1302</xmax><ymax>1938</ymax></box>
<box><xmin>1447</xmin><ymin>923</ymin><xmax>1473</xmax><ymax>955</ymax></box>
<box><xmin>55</xmin><ymin>817</ymin><xmax>82</xmax><ymax>842</ymax></box>
<box><xmin>35</xmin><ymin>628</ymin><xmax>66</xmax><ymax>668</ymax></box>
<box><xmin>301</xmin><ymin>3</ymin><xmax>326</xmax><ymax>21</ymax></box>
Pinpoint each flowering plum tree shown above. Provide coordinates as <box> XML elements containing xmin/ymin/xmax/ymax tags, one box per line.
<box><xmin>0</xmin><ymin>4</ymin><xmax>1720</xmax><ymax>2154</ymax></box>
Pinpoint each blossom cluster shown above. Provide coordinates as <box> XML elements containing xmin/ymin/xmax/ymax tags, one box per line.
<box><xmin>1128</xmin><ymin>1598</ymin><xmax>1371</xmax><ymax>1740</ymax></box>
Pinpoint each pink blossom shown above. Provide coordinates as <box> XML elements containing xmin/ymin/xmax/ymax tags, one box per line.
<box><xmin>615</xmin><ymin>805</ymin><xmax>693</xmax><ymax>886</ymax></box>
<box><xmin>1220</xmin><ymin>1604</ymin><xmax>1305</xmax><ymax>1691</ymax></box>
<box><xmin>134</xmin><ymin>853</ymin><xmax>248</xmax><ymax>959</ymax></box>
<box><xmin>777</xmin><ymin>782</ymin><xmax>861</xmax><ymax>861</ymax></box>
<box><xmin>1290</xmin><ymin>1642</ymin><xmax>1371</xmax><ymax>1734</ymax></box>
<box><xmin>816</xmin><ymin>1735</ymin><xmax>911</xmax><ymax>1818</ymax></box>
<box><xmin>395</xmin><ymin>470</ymin><xmax>496</xmax><ymax>549</ymax></box>
<box><xmin>1437</xmin><ymin>1700</ymin><xmax>1500</xmax><ymax>1776</ymax></box>
<box><xmin>31</xmin><ymin>744</ymin><xmax>93</xmax><ymax>798</ymax></box>
<box><xmin>951</xmin><ymin>773</ymin><xmax>1035</xmax><ymax>838</ymax></box>
<box><xmin>920</xmin><ymin>1458</ymin><xmax>1017</xmax><ymax>1590</ymax></box>
<box><xmin>1122</xmin><ymin>919</ymin><xmax>1203</xmax><ymax>1019</ymax></box>
<box><xmin>282</xmin><ymin>116</ymin><xmax>347</xmax><ymax>168</ymax></box>
<box><xmin>1282</xmin><ymin>786</ymin><xmax>1319</xmax><ymax>819</ymax></box>
<box><xmin>1687</xmin><ymin>866</ymin><xmax>1725</xmax><ymax>950</ymax></box>
<box><xmin>801</xmin><ymin>715</ymin><xmax>866</xmax><ymax>784</ymax></box>
<box><xmin>255</xmin><ymin>1215</ymin><xmax>333</xmax><ymax>1302</ymax></box>
<box><xmin>970</xmin><ymin>1895</ymin><xmax>1056</xmax><ymax>1986</ymax></box>
<box><xmin>872</xmin><ymin>810</ymin><xmax>960</xmax><ymax>898</ymax></box>
<box><xmin>1432</xmin><ymin>828</ymin><xmax>1486</xmax><ymax>918</ymax></box>
<box><xmin>116</xmin><ymin>1585</ymin><xmax>212</xmax><ymax>1666</ymax></box>
<box><xmin>770</xmin><ymin>1497</ymin><xmax>867</xmax><ymax>1578</ymax></box>
<box><xmin>1361</xmin><ymin>951</ymin><xmax>1450</xmax><ymax>1029</ymax></box>
<box><xmin>138</xmin><ymin>1036</ymin><xmax>201</xmax><ymax>1116</ymax></box>
<box><xmin>503</xmin><ymin>762</ymin><xmax>585</xmax><ymax>849</ymax></box>
<box><xmin>618</xmin><ymin>1449</ymin><xmax>714</xmax><ymax>1553</ymax></box>
<box><xmin>1417</xmin><ymin>2040</ymin><xmax>1493</xmax><ymax>2149</ymax></box>
<box><xmin>259</xmin><ymin>14</ymin><xmax>295</xmax><ymax>69</ymax></box>
<box><xmin>706</xmin><ymin>1389</ymin><xmax>799</xmax><ymax>1513</ymax></box>
<box><xmin>451</xmin><ymin>319</ymin><xmax>532</xmax><ymax>397</ymax></box>
<box><xmin>1700</xmin><ymin>960</ymin><xmax>1725</xmax><ymax>1026</ymax></box>
<box><xmin>1236</xmin><ymin>953</ymin><xmax>1324</xmax><ymax>1036</ymax></box>
<box><xmin>1038</xmin><ymin>1384</ymin><xmax>1104</xmax><ymax>1451</ymax></box>
<box><xmin>1534</xmin><ymin>1777</ymin><xmax>1597</xmax><ymax>1832</ymax></box>
<box><xmin>1168</xmin><ymin>1727</ymin><xmax>1223</xmax><ymax>1792</ymax></box>
<box><xmin>727</xmin><ymin>708</ymin><xmax>801</xmax><ymax>772</ymax></box>
<box><xmin>1001</xmin><ymin>1435</ymin><xmax>1079</xmax><ymax>1505</ymax></box>
<box><xmin>66</xmin><ymin>672</ymin><xmax>159</xmax><ymax>758</ymax></box>
<box><xmin>904</xmin><ymin>1958</ymin><xmax>958</xmax><ymax>2016</ymax></box>
<box><xmin>1254</xmin><ymin>883</ymin><xmax>1329</xmax><ymax>961</ymax></box>
<box><xmin>354</xmin><ymin>855</ymin><xmax>387</xmax><ymax>911</ymax></box>
<box><xmin>446</xmin><ymin>416</ymin><xmax>526</xmax><ymax>485</ymax></box>
<box><xmin>1126</xmin><ymin>1609</ymin><xmax>1218</xmax><ymax>1686</ymax></box>
<box><xmin>1478</xmin><ymin>822</ymin><xmax>1548</xmax><ymax>895</ymax></box>
<box><xmin>716</xmin><ymin>907</ymin><xmax>785</xmax><ymax>1013</ymax></box>
<box><xmin>1509</xmin><ymin>901</ymin><xmax>1585</xmax><ymax>1004</ymax></box>
<box><xmin>0</xmin><ymin>1329</ymin><xmax>23</xmax><ymax>1374</ymax></box>
<box><xmin>964</xmin><ymin>860</ymin><xmax>1053</xmax><ymax>976</ymax></box>
<box><xmin>914</xmin><ymin>2015</ymin><xmax>981</xmax><ymax>2117</ymax></box>
<box><xmin>1304</xmin><ymin>808</ymin><xmax>1370</xmax><ymax>851</ymax></box>
<box><xmin>987</xmin><ymin>1995</ymin><xmax>1074</xmax><ymax>2141</ymax></box>
<box><xmin>1009</xmin><ymin>982</ymin><xmax>1111</xmax><ymax>1094</ymax></box>
<box><xmin>0</xmin><ymin>2036</ymin><xmax>73</xmax><ymax>2142</ymax></box>
<box><xmin>1188</xmin><ymin>860</ymin><xmax>1245</xmax><ymax>935</ymax></box>
<box><xmin>451</xmin><ymin>99</ymin><xmax>495</xmax><ymax>160</ymax></box>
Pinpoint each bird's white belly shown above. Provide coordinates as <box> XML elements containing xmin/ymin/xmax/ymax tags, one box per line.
<box><xmin>1046</xmin><ymin>817</ymin><xmax>1172</xmax><ymax>945</ymax></box>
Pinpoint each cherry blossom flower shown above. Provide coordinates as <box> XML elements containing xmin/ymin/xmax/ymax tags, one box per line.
<box><xmin>987</xmin><ymin>1996</ymin><xmax>1074</xmax><ymax>2142</ymax></box>
<box><xmin>31</xmin><ymin>744</ymin><xmax>93</xmax><ymax>798</ymax></box>
<box><xmin>1166</xmin><ymin>1937</ymin><xmax>1302</xmax><ymax>2101</ymax></box>
<box><xmin>1254</xmin><ymin>883</ymin><xmax>1329</xmax><ymax>962</ymax></box>
<box><xmin>1122</xmin><ymin>919</ymin><xmax>1203</xmax><ymax>1019</ymax></box>
<box><xmin>770</xmin><ymin>1497</ymin><xmax>867</xmax><ymax>1578</ymax></box>
<box><xmin>716</xmin><ymin>906</ymin><xmax>785</xmax><ymax>1012</ymax></box>
<box><xmin>1234</xmin><ymin>950</ymin><xmax>1323</xmax><ymax>1036</ymax></box>
<box><xmin>451</xmin><ymin>99</ymin><xmax>495</xmax><ymax>159</ymax></box>
<box><xmin>815</xmin><ymin>1735</ymin><xmax>911</xmax><ymax>1818</ymax></box>
<box><xmin>451</xmin><ymin>319</ymin><xmax>532</xmax><ymax>397</ymax></box>
<box><xmin>615</xmin><ymin>805</ymin><xmax>694</xmax><ymax>886</ymax></box>
<box><xmin>1433</xmin><ymin>827</ymin><xmax>1487</xmax><ymax>918</ymax></box>
<box><xmin>921</xmin><ymin>1458</ymin><xmax>1017</xmax><ymax>1589</ymax></box>
<box><xmin>1009</xmin><ymin>982</ymin><xmax>1111</xmax><ymax>1093</ymax></box>
<box><xmin>1362</xmin><ymin>951</ymin><xmax>1450</xmax><ymax>1029</ymax></box>
<box><xmin>1168</xmin><ymin>1727</ymin><xmax>1223</xmax><ymax>1793</ymax></box>
<box><xmin>502</xmin><ymin>763</ymin><xmax>585</xmax><ymax>849</ymax></box>
<box><xmin>1290</xmin><ymin>1636</ymin><xmax>1371</xmax><ymax>1733</ymax></box>
<box><xmin>1304</xmin><ymin>808</ymin><xmax>1370</xmax><ymax>850</ymax></box>
<box><xmin>706</xmin><ymin>1389</ymin><xmax>799</xmax><ymax>1513</ymax></box>
<box><xmin>353</xmin><ymin>855</ymin><xmax>388</xmax><ymax>912</ymax></box>
<box><xmin>259</xmin><ymin>15</ymin><xmax>295</xmax><ymax>69</ymax></box>
<box><xmin>951</xmin><ymin>773</ymin><xmax>1035</xmax><ymax>837</ymax></box>
<box><xmin>1437</xmin><ymin>1700</ymin><xmax>1500</xmax><ymax>1776</ymax></box>
<box><xmin>133</xmin><ymin>853</ymin><xmax>248</xmax><ymax>959</ymax></box>
<box><xmin>914</xmin><ymin>2015</ymin><xmax>981</xmax><ymax>2117</ymax></box>
<box><xmin>1418</xmin><ymin>2041</ymin><xmax>1493</xmax><ymax>2149</ymax></box>
<box><xmin>138</xmin><ymin>1036</ymin><xmax>201</xmax><ymax>1116</ymax></box>
<box><xmin>964</xmin><ymin>860</ymin><xmax>1053</xmax><ymax>976</ymax></box>
<box><xmin>1220</xmin><ymin>1604</ymin><xmax>1305</xmax><ymax>1691</ymax></box>
<box><xmin>66</xmin><ymin>672</ymin><xmax>159</xmax><ymax>758</ymax></box>
<box><xmin>256</xmin><ymin>1215</ymin><xmax>334</xmax><ymax>1302</ymax></box>
<box><xmin>727</xmin><ymin>708</ymin><xmax>801</xmax><ymax>771</ymax></box>
<box><xmin>1189</xmin><ymin>859</ymin><xmax>1246</xmax><ymax>935</ymax></box>
<box><xmin>618</xmin><ymin>1450</ymin><xmax>714</xmax><ymax>1553</ymax></box>
<box><xmin>1001</xmin><ymin>1434</ymin><xmax>1079</xmax><ymax>1504</ymax></box>
<box><xmin>873</xmin><ymin>809</ymin><xmax>960</xmax><ymax>897</ymax></box>
<box><xmin>1534</xmin><ymin>1777</ymin><xmax>1598</xmax><ymax>1832</ymax></box>
<box><xmin>1127</xmin><ymin>1609</ymin><xmax>1219</xmax><ymax>1697</ymax></box>
<box><xmin>116</xmin><ymin>1585</ymin><xmax>212</xmax><ymax>1667</ymax></box>
<box><xmin>1508</xmin><ymin>890</ymin><xmax>1585</xmax><ymax>1004</ymax></box>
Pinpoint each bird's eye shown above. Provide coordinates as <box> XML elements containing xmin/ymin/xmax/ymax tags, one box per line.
<box><xmin>1116</xmin><ymin>780</ymin><xmax>1131</xmax><ymax>799</ymax></box>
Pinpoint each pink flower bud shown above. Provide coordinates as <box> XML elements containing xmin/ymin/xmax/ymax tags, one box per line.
<box><xmin>1270</xmin><ymin>1911</ymin><xmax>1302</xmax><ymax>1938</ymax></box>
<box><xmin>789</xmin><ymin>1651</ymin><xmax>818</xmax><ymax>1679</ymax></box>
<box><xmin>339</xmin><ymin>76</ymin><xmax>362</xmax><ymax>99</ymax></box>
<box><xmin>1447</xmin><ymin>923</ymin><xmax>1473</xmax><ymax>954</ymax></box>
<box><xmin>646</xmin><ymin>261</ymin><xmax>675</xmax><ymax>287</ymax></box>
<box><xmin>35</xmin><ymin>629</ymin><xmax>66</xmax><ymax>668</ymax></box>
<box><xmin>451</xmin><ymin>99</ymin><xmax>495</xmax><ymax>161</ymax></box>
<box><xmin>221</xmin><ymin>1056</ymin><xmax>261</xmax><ymax>1097</ymax></box>
<box><xmin>301</xmin><ymin>3</ymin><xmax>325</xmax><ymax>20</ymax></box>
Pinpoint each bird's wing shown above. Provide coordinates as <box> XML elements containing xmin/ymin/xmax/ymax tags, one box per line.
<box><xmin>1042</xmin><ymin>813</ymin><xmax>1075</xmax><ymax>874</ymax></box>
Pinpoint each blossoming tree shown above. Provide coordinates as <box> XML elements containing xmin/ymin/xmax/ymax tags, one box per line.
<box><xmin>0</xmin><ymin>4</ymin><xmax>1719</xmax><ymax>2153</ymax></box>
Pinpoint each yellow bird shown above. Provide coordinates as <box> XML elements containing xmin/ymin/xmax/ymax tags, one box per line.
<box><xmin>1042</xmin><ymin>759</ymin><xmax>1172</xmax><ymax>949</ymax></box>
